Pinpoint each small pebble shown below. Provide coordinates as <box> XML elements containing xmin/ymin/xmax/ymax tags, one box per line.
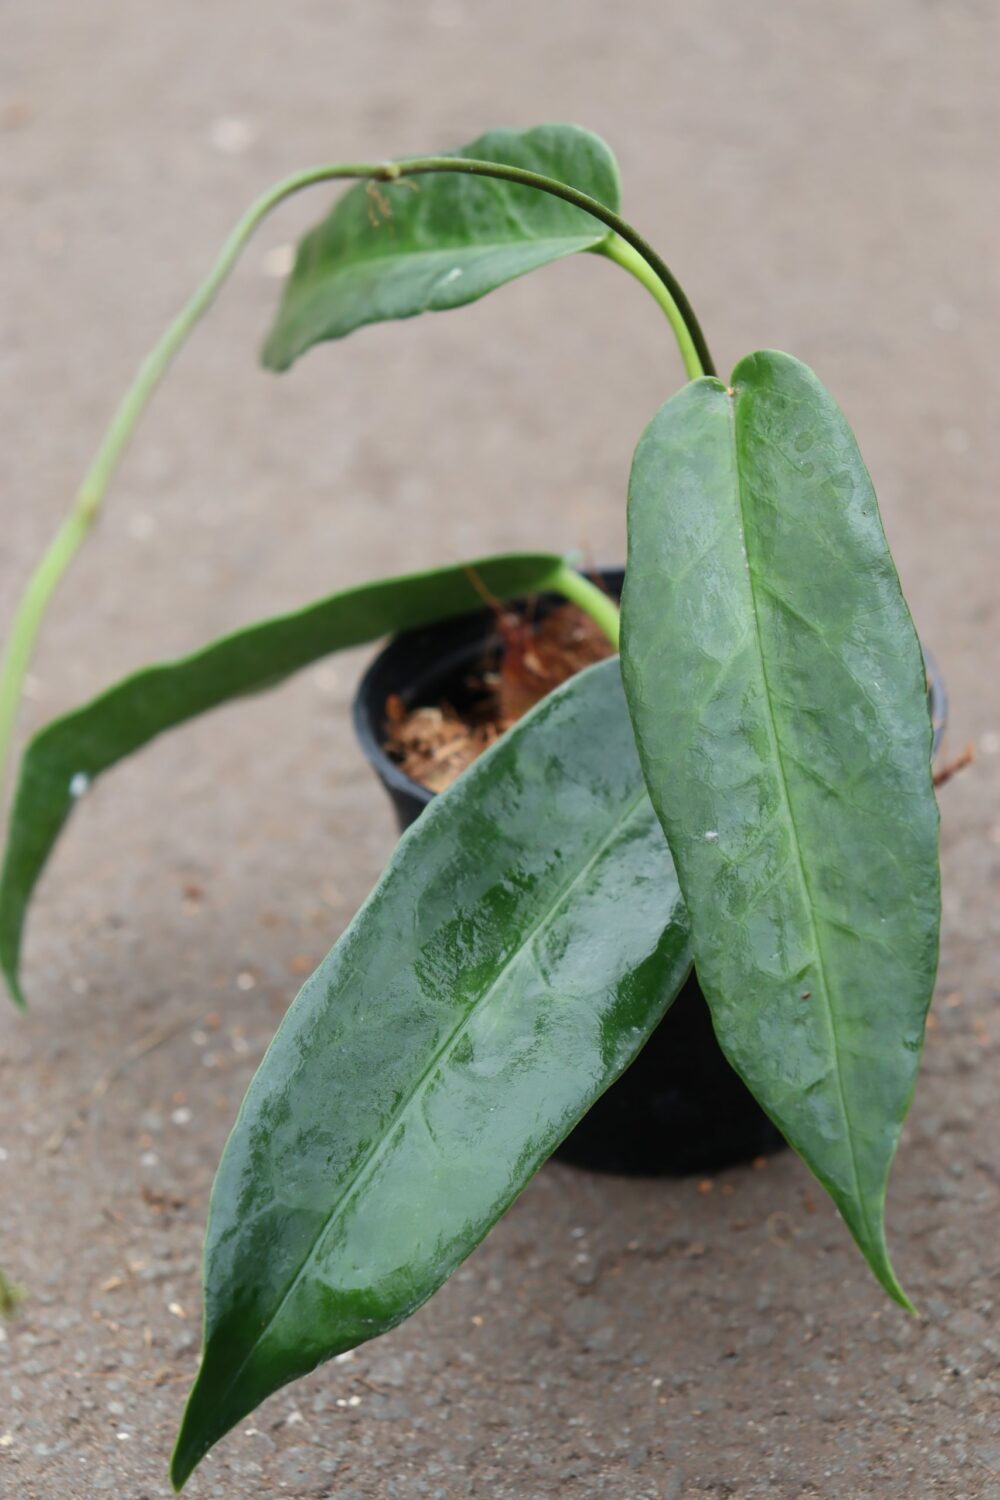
<box><xmin>126</xmin><ymin>513</ymin><xmax>156</xmax><ymax>541</ymax></box>
<box><xmin>209</xmin><ymin>116</ymin><xmax>256</xmax><ymax>154</ymax></box>
<box><xmin>428</xmin><ymin>1</ymin><xmax>465</xmax><ymax>26</ymax></box>
<box><xmin>261</xmin><ymin>244</ymin><xmax>294</xmax><ymax>278</ymax></box>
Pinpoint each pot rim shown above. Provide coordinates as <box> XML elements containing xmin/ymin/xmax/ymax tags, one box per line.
<box><xmin>352</xmin><ymin>569</ymin><xmax>949</xmax><ymax>806</ymax></box>
<box><xmin>351</xmin><ymin>575</ymin><xmax>626</xmax><ymax>812</ymax></box>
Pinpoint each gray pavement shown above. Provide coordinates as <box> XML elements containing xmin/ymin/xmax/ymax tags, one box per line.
<box><xmin>1</xmin><ymin>3</ymin><xmax>998</xmax><ymax>1496</ymax></box>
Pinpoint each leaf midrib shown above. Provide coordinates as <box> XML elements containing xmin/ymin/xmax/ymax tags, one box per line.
<box><xmin>293</xmin><ymin>230</ymin><xmax>608</xmax><ymax>283</ymax></box>
<box><xmin>213</xmin><ymin>780</ymin><xmax>649</xmax><ymax>1404</ymax></box>
<box><xmin>724</xmin><ymin>385</ymin><xmax>872</xmax><ymax>1247</ymax></box>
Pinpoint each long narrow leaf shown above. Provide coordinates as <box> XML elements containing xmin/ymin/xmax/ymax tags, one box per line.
<box><xmin>621</xmin><ymin>352</ymin><xmax>939</xmax><ymax>1304</ymax></box>
<box><xmin>171</xmin><ymin>658</ymin><xmax>689</xmax><ymax>1487</ymax></box>
<box><xmin>262</xmin><ymin>124</ymin><xmax>620</xmax><ymax>370</ymax></box>
<box><xmin>0</xmin><ymin>553</ymin><xmax>563</xmax><ymax>1006</ymax></box>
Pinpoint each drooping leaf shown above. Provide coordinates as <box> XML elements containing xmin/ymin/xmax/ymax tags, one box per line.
<box><xmin>170</xmin><ymin>659</ymin><xmax>689</xmax><ymax>1489</ymax></box>
<box><xmin>620</xmin><ymin>351</ymin><xmax>940</xmax><ymax>1304</ymax></box>
<box><xmin>0</xmin><ymin>553</ymin><xmax>564</xmax><ymax>1007</ymax></box>
<box><xmin>262</xmin><ymin>123</ymin><xmax>620</xmax><ymax>370</ymax></box>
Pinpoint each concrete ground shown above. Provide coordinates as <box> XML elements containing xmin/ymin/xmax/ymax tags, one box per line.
<box><xmin>1</xmin><ymin>2</ymin><xmax>998</xmax><ymax>1496</ymax></box>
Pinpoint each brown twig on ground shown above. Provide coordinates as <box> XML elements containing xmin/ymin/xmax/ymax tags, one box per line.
<box><xmin>933</xmin><ymin>741</ymin><xmax>975</xmax><ymax>789</ymax></box>
<box><xmin>43</xmin><ymin>1011</ymin><xmax>199</xmax><ymax>1153</ymax></box>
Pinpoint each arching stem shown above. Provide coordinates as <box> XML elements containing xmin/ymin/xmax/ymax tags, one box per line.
<box><xmin>596</xmin><ymin>235</ymin><xmax>706</xmax><ymax>382</ymax></box>
<box><xmin>548</xmin><ymin>563</ymin><xmax>621</xmax><ymax>649</ymax></box>
<box><xmin>0</xmin><ymin>154</ymin><xmax>710</xmax><ymax>793</ymax></box>
<box><xmin>383</xmin><ymin>157</ymin><xmax>715</xmax><ymax>379</ymax></box>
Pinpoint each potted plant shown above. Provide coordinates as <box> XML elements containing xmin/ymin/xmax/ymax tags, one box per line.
<box><xmin>0</xmin><ymin>125</ymin><xmax>944</xmax><ymax>1491</ymax></box>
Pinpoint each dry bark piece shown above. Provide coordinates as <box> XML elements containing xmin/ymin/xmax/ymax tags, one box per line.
<box><xmin>496</xmin><ymin>604</ymin><xmax>614</xmax><ymax>726</ymax></box>
<box><xmin>384</xmin><ymin>602</ymin><xmax>615</xmax><ymax>794</ymax></box>
<box><xmin>932</xmin><ymin>741</ymin><xmax>974</xmax><ymax>789</ymax></box>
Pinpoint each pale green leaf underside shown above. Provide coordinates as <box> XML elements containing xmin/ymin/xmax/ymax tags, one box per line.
<box><xmin>0</xmin><ymin>553</ymin><xmax>563</xmax><ymax>1007</ymax></box>
<box><xmin>621</xmin><ymin>351</ymin><xmax>940</xmax><ymax>1304</ymax></box>
<box><xmin>262</xmin><ymin>123</ymin><xmax>620</xmax><ymax>370</ymax></box>
<box><xmin>171</xmin><ymin>659</ymin><xmax>690</xmax><ymax>1487</ymax></box>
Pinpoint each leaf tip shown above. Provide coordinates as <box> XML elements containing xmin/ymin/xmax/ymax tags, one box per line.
<box><xmin>170</xmin><ymin>1360</ymin><xmax>227</xmax><ymax>1491</ymax></box>
<box><xmin>862</xmin><ymin>1226</ymin><xmax>913</xmax><ymax>1313</ymax></box>
<box><xmin>2</xmin><ymin>962</ymin><xmax>26</xmax><ymax>1011</ymax></box>
<box><xmin>170</xmin><ymin>1392</ymin><xmax>208</xmax><ymax>1492</ymax></box>
<box><xmin>259</xmin><ymin>331</ymin><xmax>291</xmax><ymax>374</ymax></box>
<box><xmin>881</xmin><ymin>1266</ymin><xmax>916</xmax><ymax>1315</ymax></box>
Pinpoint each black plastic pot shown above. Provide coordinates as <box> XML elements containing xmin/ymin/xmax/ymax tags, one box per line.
<box><xmin>352</xmin><ymin>570</ymin><xmax>948</xmax><ymax>1178</ymax></box>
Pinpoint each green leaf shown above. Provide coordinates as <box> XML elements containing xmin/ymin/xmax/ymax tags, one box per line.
<box><xmin>262</xmin><ymin>123</ymin><xmax>620</xmax><ymax>370</ymax></box>
<box><xmin>0</xmin><ymin>553</ymin><xmax>564</xmax><ymax>1007</ymax></box>
<box><xmin>620</xmin><ymin>351</ymin><xmax>940</xmax><ymax>1305</ymax></box>
<box><xmin>171</xmin><ymin>659</ymin><xmax>689</xmax><ymax>1489</ymax></box>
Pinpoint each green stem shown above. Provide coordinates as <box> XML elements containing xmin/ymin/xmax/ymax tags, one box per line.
<box><xmin>0</xmin><ymin>162</ymin><xmax>378</xmax><ymax>794</ymax></box>
<box><xmin>596</xmin><ymin>235</ymin><xmax>706</xmax><ymax>382</ymax></box>
<box><xmin>548</xmin><ymin>563</ymin><xmax>621</xmax><ymax>649</ymax></box>
<box><xmin>0</xmin><ymin>509</ymin><xmax>94</xmax><ymax>798</ymax></box>
<box><xmin>0</xmin><ymin>153</ymin><xmax>706</xmax><ymax>792</ymax></box>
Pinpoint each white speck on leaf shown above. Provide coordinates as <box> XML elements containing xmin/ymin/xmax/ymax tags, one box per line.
<box><xmin>68</xmin><ymin>772</ymin><xmax>89</xmax><ymax>799</ymax></box>
<box><xmin>704</xmin><ymin>830</ymin><xmax>719</xmax><ymax>842</ymax></box>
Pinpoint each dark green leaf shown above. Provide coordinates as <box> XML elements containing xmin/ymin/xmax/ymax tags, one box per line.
<box><xmin>262</xmin><ymin>124</ymin><xmax>620</xmax><ymax>370</ymax></box>
<box><xmin>620</xmin><ymin>351</ymin><xmax>939</xmax><ymax>1304</ymax></box>
<box><xmin>170</xmin><ymin>659</ymin><xmax>689</xmax><ymax>1488</ymax></box>
<box><xmin>0</xmin><ymin>553</ymin><xmax>563</xmax><ymax>1007</ymax></box>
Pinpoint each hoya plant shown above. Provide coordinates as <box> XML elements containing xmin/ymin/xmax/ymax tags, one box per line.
<box><xmin>0</xmin><ymin>126</ymin><xmax>940</xmax><ymax>1489</ymax></box>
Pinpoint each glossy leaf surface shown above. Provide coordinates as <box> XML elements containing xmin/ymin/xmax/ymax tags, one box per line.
<box><xmin>0</xmin><ymin>553</ymin><xmax>563</xmax><ymax>1007</ymax></box>
<box><xmin>262</xmin><ymin>123</ymin><xmax>619</xmax><ymax>370</ymax></box>
<box><xmin>171</xmin><ymin>659</ymin><xmax>689</xmax><ymax>1488</ymax></box>
<box><xmin>621</xmin><ymin>351</ymin><xmax>939</xmax><ymax>1304</ymax></box>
